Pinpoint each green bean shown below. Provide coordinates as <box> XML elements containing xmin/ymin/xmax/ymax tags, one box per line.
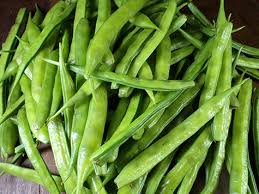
<box><xmin>35</xmin><ymin>50</ymin><xmax>58</xmax><ymax>129</ymax></box>
<box><xmin>17</xmin><ymin>108</ymin><xmax>60</xmax><ymax>194</ymax></box>
<box><xmin>114</xmin><ymin>27</ymin><xmax>140</xmax><ymax>62</ymax></box>
<box><xmin>248</xmin><ymin>155</ymin><xmax>259</xmax><ymax>194</ymax></box>
<box><xmin>130</xmin><ymin>13</ymin><xmax>158</xmax><ymax>30</ymax></box>
<box><xmin>95</xmin><ymin>0</ymin><xmax>111</xmax><ymax>32</ymax></box>
<box><xmin>32</xmin><ymin>5</ymin><xmax>44</xmax><ymax>25</ymax></box>
<box><xmin>0</xmin><ymin>120</ymin><xmax>18</xmax><ymax>159</ymax></box>
<box><xmin>170</xmin><ymin>46</ymin><xmax>195</xmax><ymax>66</ymax></box>
<box><xmin>0</xmin><ymin>8</ymin><xmax>26</xmax><ymax>115</ymax></box>
<box><xmin>67</xmin><ymin>17</ymin><xmax>91</xmax><ymax>177</ymax></box>
<box><xmin>116</xmin><ymin>75</ymin><xmax>204</xmax><ymax>170</ymax></box>
<box><xmin>70</xmin><ymin>96</ymin><xmax>91</xmax><ymax>175</ymax></box>
<box><xmin>76</xmin><ymin>85</ymin><xmax>107</xmax><ymax>194</ymax></box>
<box><xmin>10</xmin><ymin>4</ymin><xmax>75</xmax><ymax>99</ymax></box>
<box><xmin>48</xmin><ymin>117</ymin><xmax>86</xmax><ymax>194</ymax></box>
<box><xmin>27</xmin><ymin>16</ymin><xmax>41</xmax><ymax>45</ymax></box>
<box><xmin>92</xmin><ymin>71</ymin><xmax>195</xmax><ymax>92</ymax></box>
<box><xmin>201</xmin><ymin>115</ymin><xmax>232</xmax><ymax>193</ymax></box>
<box><xmin>177</xmin><ymin>150</ymin><xmax>207</xmax><ymax>194</ymax></box>
<box><xmin>253</xmin><ymin>88</ymin><xmax>259</xmax><ymax>178</ymax></box>
<box><xmin>0</xmin><ymin>95</ymin><xmax>24</xmax><ymax>125</ymax></box>
<box><xmin>59</xmin><ymin>44</ymin><xmax>75</xmax><ymax>138</ymax></box>
<box><xmin>155</xmin><ymin>36</ymin><xmax>171</xmax><ymax>80</ymax></box>
<box><xmin>229</xmin><ymin>80</ymin><xmax>252</xmax><ymax>194</ymax></box>
<box><xmin>118</xmin><ymin>0</ymin><xmax>176</xmax><ymax>96</ymax></box>
<box><xmin>68</xmin><ymin>0</ymin><xmax>88</xmax><ymax>64</ymax></box>
<box><xmin>31</xmin><ymin>33</ymin><xmax>58</xmax><ymax>104</ymax></box>
<box><xmin>112</xmin><ymin>29</ymin><xmax>153</xmax><ymax>90</ymax></box>
<box><xmin>85</xmin><ymin>0</ymin><xmax>150</xmax><ymax>77</ymax></box>
<box><xmin>235</xmin><ymin>55</ymin><xmax>259</xmax><ymax>69</ymax></box>
<box><xmin>49</xmin><ymin>71</ymin><xmax>62</xmax><ymax>116</ymax></box>
<box><xmin>199</xmin><ymin>22</ymin><xmax>233</xmax><ymax>105</ymax></box>
<box><xmin>216</xmin><ymin>0</ymin><xmax>227</xmax><ymax>28</ymax></box>
<box><xmin>95</xmin><ymin>0</ymin><xmax>113</xmax><ymax>66</ymax></box>
<box><xmin>144</xmin><ymin>153</ymin><xmax>175</xmax><ymax>194</ymax></box>
<box><xmin>187</xmin><ymin>2</ymin><xmax>213</xmax><ymax>28</ymax></box>
<box><xmin>41</xmin><ymin>1</ymin><xmax>66</xmax><ymax>28</ymax></box>
<box><xmin>212</xmin><ymin>37</ymin><xmax>232</xmax><ymax>141</ymax></box>
<box><xmin>113</xmin><ymin>0</ymin><xmax>158</xmax><ymax>30</ymax></box>
<box><xmin>118</xmin><ymin>173</ymin><xmax>148</xmax><ymax>194</ymax></box>
<box><xmin>108</xmin><ymin>92</ymin><xmax>141</xmax><ymax>162</ymax></box>
<box><xmin>0</xmin><ymin>163</ymin><xmax>64</xmax><ymax>192</ymax></box>
<box><xmin>134</xmin><ymin>67</ymin><xmax>155</xmax><ymax>135</ymax></box>
<box><xmin>171</xmin><ymin>32</ymin><xmax>203</xmax><ymax>51</ymax></box>
<box><xmin>158</xmin><ymin>126</ymin><xmax>212</xmax><ymax>193</ymax></box>
<box><xmin>178</xmin><ymin>28</ymin><xmax>203</xmax><ymax>49</ymax></box>
<box><xmin>89</xmin><ymin>174</ymin><xmax>107</xmax><ymax>194</ymax></box>
<box><xmin>61</xmin><ymin>28</ymin><xmax>71</xmax><ymax>63</ymax></box>
<box><xmin>114</xmin><ymin>83</ymin><xmax>242</xmax><ymax>188</ymax></box>
<box><xmin>233</xmin><ymin>40</ymin><xmax>259</xmax><ymax>57</ymax></box>
<box><xmin>236</xmin><ymin>66</ymin><xmax>259</xmax><ymax>80</ymax></box>
<box><xmin>167</xmin><ymin>14</ymin><xmax>188</xmax><ymax>35</ymax></box>
<box><xmin>20</xmin><ymin>75</ymin><xmax>49</xmax><ymax>143</ymax></box>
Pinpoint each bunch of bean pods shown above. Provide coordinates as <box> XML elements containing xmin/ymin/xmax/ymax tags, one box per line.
<box><xmin>0</xmin><ymin>0</ymin><xmax>259</xmax><ymax>193</ymax></box>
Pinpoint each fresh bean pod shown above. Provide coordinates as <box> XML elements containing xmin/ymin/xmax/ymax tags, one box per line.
<box><xmin>76</xmin><ymin>85</ymin><xmax>107</xmax><ymax>193</ymax></box>
<box><xmin>253</xmin><ymin>88</ymin><xmax>259</xmax><ymax>178</ymax></box>
<box><xmin>144</xmin><ymin>153</ymin><xmax>175</xmax><ymax>194</ymax></box>
<box><xmin>36</xmin><ymin>50</ymin><xmax>58</xmax><ymax>129</ymax></box>
<box><xmin>229</xmin><ymin>80</ymin><xmax>252</xmax><ymax>194</ymax></box>
<box><xmin>92</xmin><ymin>71</ymin><xmax>195</xmax><ymax>92</ymax></box>
<box><xmin>17</xmin><ymin>108</ymin><xmax>60</xmax><ymax>194</ymax></box>
<box><xmin>48</xmin><ymin>117</ymin><xmax>86</xmax><ymax>194</ymax></box>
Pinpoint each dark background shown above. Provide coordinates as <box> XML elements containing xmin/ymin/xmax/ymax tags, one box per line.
<box><xmin>0</xmin><ymin>0</ymin><xmax>258</xmax><ymax>193</ymax></box>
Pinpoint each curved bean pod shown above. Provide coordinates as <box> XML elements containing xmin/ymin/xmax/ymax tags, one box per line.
<box><xmin>92</xmin><ymin>71</ymin><xmax>195</xmax><ymax>92</ymax></box>
<box><xmin>230</xmin><ymin>80</ymin><xmax>252</xmax><ymax>194</ymax></box>
<box><xmin>17</xmin><ymin>108</ymin><xmax>60</xmax><ymax>194</ymax></box>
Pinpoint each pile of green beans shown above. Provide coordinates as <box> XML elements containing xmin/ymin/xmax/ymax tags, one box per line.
<box><xmin>0</xmin><ymin>0</ymin><xmax>258</xmax><ymax>193</ymax></box>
